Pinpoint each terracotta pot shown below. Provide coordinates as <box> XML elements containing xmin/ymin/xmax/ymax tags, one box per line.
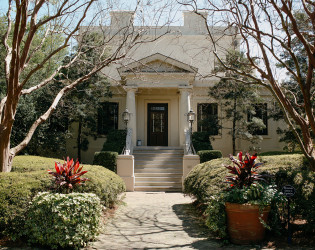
<box><xmin>225</xmin><ymin>202</ymin><xmax>270</xmax><ymax>244</ymax></box>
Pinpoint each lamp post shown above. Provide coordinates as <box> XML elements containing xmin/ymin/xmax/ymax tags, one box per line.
<box><xmin>187</xmin><ymin>109</ymin><xmax>196</xmax><ymax>155</ymax></box>
<box><xmin>122</xmin><ymin>108</ymin><xmax>130</xmax><ymax>155</ymax></box>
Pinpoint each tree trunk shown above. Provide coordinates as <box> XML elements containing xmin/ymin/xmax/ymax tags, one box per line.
<box><xmin>0</xmin><ymin>129</ymin><xmax>14</xmax><ymax>172</ymax></box>
<box><xmin>309</xmin><ymin>156</ymin><xmax>315</xmax><ymax>171</ymax></box>
<box><xmin>232</xmin><ymin>99</ymin><xmax>237</xmax><ymax>156</ymax></box>
<box><xmin>77</xmin><ymin>117</ymin><xmax>82</xmax><ymax>162</ymax></box>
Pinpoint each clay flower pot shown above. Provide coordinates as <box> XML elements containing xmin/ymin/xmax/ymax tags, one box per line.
<box><xmin>225</xmin><ymin>202</ymin><xmax>271</xmax><ymax>244</ymax></box>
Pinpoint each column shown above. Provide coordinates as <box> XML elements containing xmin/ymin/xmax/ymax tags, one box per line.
<box><xmin>124</xmin><ymin>86</ymin><xmax>138</xmax><ymax>147</ymax></box>
<box><xmin>178</xmin><ymin>86</ymin><xmax>192</xmax><ymax>146</ymax></box>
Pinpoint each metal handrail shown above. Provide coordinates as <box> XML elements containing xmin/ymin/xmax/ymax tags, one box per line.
<box><xmin>122</xmin><ymin>128</ymin><xmax>133</xmax><ymax>155</ymax></box>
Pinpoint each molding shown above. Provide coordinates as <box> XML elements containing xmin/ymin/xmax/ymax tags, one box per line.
<box><xmin>118</xmin><ymin>53</ymin><xmax>198</xmax><ymax>76</ymax></box>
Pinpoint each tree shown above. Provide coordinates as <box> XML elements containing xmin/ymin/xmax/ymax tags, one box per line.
<box><xmin>57</xmin><ymin>33</ymin><xmax>112</xmax><ymax>161</ymax></box>
<box><xmin>0</xmin><ymin>0</ymin><xmax>169</xmax><ymax>172</ymax></box>
<box><xmin>179</xmin><ymin>1</ymin><xmax>315</xmax><ymax>170</ymax></box>
<box><xmin>272</xmin><ymin>10</ymin><xmax>315</xmax><ymax>152</ymax></box>
<box><xmin>0</xmin><ymin>15</ymin><xmax>69</xmax><ymax>157</ymax></box>
<box><xmin>209</xmin><ymin>50</ymin><xmax>265</xmax><ymax>155</ymax></box>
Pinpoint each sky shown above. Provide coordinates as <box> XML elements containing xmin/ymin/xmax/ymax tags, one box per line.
<box><xmin>0</xmin><ymin>0</ymin><xmax>288</xmax><ymax>82</ymax></box>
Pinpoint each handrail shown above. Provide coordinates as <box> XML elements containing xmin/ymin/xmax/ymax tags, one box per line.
<box><xmin>122</xmin><ymin>127</ymin><xmax>133</xmax><ymax>155</ymax></box>
<box><xmin>184</xmin><ymin>129</ymin><xmax>196</xmax><ymax>155</ymax></box>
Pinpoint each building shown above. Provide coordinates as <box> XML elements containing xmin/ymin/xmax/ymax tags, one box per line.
<box><xmin>67</xmin><ymin>11</ymin><xmax>284</xmax><ymax>191</ymax></box>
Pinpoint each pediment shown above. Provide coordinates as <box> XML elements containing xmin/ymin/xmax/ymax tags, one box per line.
<box><xmin>118</xmin><ymin>53</ymin><xmax>197</xmax><ymax>75</ymax></box>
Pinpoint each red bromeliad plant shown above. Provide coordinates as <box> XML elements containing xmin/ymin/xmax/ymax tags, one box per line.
<box><xmin>225</xmin><ymin>152</ymin><xmax>268</xmax><ymax>189</ymax></box>
<box><xmin>48</xmin><ymin>157</ymin><xmax>88</xmax><ymax>193</ymax></box>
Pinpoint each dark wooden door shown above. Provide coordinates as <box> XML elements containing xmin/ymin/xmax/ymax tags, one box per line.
<box><xmin>148</xmin><ymin>103</ymin><xmax>168</xmax><ymax>146</ymax></box>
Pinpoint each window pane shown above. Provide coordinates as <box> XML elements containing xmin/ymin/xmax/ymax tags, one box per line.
<box><xmin>248</xmin><ymin>103</ymin><xmax>268</xmax><ymax>135</ymax></box>
<box><xmin>197</xmin><ymin>103</ymin><xmax>219</xmax><ymax>135</ymax></box>
<box><xmin>97</xmin><ymin>102</ymin><xmax>118</xmax><ymax>135</ymax></box>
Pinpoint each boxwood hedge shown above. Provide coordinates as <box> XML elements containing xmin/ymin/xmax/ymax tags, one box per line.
<box><xmin>0</xmin><ymin>156</ymin><xmax>126</xmax><ymax>240</ymax></box>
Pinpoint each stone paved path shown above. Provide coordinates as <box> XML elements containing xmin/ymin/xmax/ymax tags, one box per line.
<box><xmin>87</xmin><ymin>192</ymin><xmax>228</xmax><ymax>250</ymax></box>
<box><xmin>87</xmin><ymin>192</ymin><xmax>222</xmax><ymax>250</ymax></box>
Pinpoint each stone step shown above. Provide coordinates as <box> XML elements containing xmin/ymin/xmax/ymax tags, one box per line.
<box><xmin>135</xmin><ymin>181</ymin><xmax>182</xmax><ymax>186</ymax></box>
<box><xmin>135</xmin><ymin>167</ymin><xmax>183</xmax><ymax>174</ymax></box>
<box><xmin>134</xmin><ymin>186</ymin><xmax>182</xmax><ymax>192</ymax></box>
<box><xmin>133</xmin><ymin>147</ymin><xmax>184</xmax><ymax>192</ymax></box>
<box><xmin>135</xmin><ymin>163</ymin><xmax>182</xmax><ymax>168</ymax></box>
<box><xmin>135</xmin><ymin>176</ymin><xmax>182</xmax><ymax>183</ymax></box>
<box><xmin>133</xmin><ymin>154</ymin><xmax>184</xmax><ymax>159</ymax></box>
<box><xmin>135</xmin><ymin>173</ymin><xmax>182</xmax><ymax>177</ymax></box>
<box><xmin>135</xmin><ymin>159</ymin><xmax>182</xmax><ymax>164</ymax></box>
<box><xmin>134</xmin><ymin>146</ymin><xmax>183</xmax><ymax>150</ymax></box>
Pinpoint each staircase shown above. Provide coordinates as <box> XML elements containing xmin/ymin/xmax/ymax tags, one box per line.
<box><xmin>133</xmin><ymin>147</ymin><xmax>184</xmax><ymax>192</ymax></box>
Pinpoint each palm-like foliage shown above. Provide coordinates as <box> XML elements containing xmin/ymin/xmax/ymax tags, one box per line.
<box><xmin>48</xmin><ymin>157</ymin><xmax>88</xmax><ymax>192</ymax></box>
<box><xmin>225</xmin><ymin>152</ymin><xmax>268</xmax><ymax>189</ymax></box>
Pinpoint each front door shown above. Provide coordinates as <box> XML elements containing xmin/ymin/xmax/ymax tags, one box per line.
<box><xmin>148</xmin><ymin>103</ymin><xmax>168</xmax><ymax>146</ymax></box>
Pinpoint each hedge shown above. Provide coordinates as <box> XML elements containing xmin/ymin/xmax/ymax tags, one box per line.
<box><xmin>184</xmin><ymin>154</ymin><xmax>315</xmax><ymax>235</ymax></box>
<box><xmin>0</xmin><ymin>155</ymin><xmax>126</xmax><ymax>240</ymax></box>
<box><xmin>197</xmin><ymin>150</ymin><xmax>222</xmax><ymax>163</ymax></box>
<box><xmin>192</xmin><ymin>131</ymin><xmax>213</xmax><ymax>152</ymax></box>
<box><xmin>93</xmin><ymin>151</ymin><xmax>118</xmax><ymax>172</ymax></box>
<box><xmin>26</xmin><ymin>192</ymin><xmax>101</xmax><ymax>249</ymax></box>
<box><xmin>102</xmin><ymin>129</ymin><xmax>126</xmax><ymax>153</ymax></box>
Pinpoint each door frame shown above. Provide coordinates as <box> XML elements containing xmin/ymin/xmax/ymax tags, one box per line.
<box><xmin>147</xmin><ymin>103</ymin><xmax>169</xmax><ymax>146</ymax></box>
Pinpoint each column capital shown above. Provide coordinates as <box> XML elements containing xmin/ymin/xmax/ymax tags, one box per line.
<box><xmin>178</xmin><ymin>85</ymin><xmax>193</xmax><ymax>93</ymax></box>
<box><xmin>123</xmin><ymin>85</ymin><xmax>138</xmax><ymax>92</ymax></box>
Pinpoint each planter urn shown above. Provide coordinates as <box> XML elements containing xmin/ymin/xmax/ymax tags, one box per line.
<box><xmin>225</xmin><ymin>202</ymin><xmax>271</xmax><ymax>244</ymax></box>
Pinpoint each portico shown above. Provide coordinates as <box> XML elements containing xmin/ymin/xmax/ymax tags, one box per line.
<box><xmin>118</xmin><ymin>53</ymin><xmax>197</xmax><ymax>150</ymax></box>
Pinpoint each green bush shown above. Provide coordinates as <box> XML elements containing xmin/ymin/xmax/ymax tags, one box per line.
<box><xmin>275</xmin><ymin>167</ymin><xmax>315</xmax><ymax>233</ymax></box>
<box><xmin>26</xmin><ymin>192</ymin><xmax>101</xmax><ymax>249</ymax></box>
<box><xmin>192</xmin><ymin>131</ymin><xmax>213</xmax><ymax>152</ymax></box>
<box><xmin>197</xmin><ymin>150</ymin><xmax>222</xmax><ymax>163</ymax></box>
<box><xmin>102</xmin><ymin>129</ymin><xmax>126</xmax><ymax>153</ymax></box>
<box><xmin>93</xmin><ymin>151</ymin><xmax>118</xmax><ymax>172</ymax></box>
<box><xmin>259</xmin><ymin>151</ymin><xmax>302</xmax><ymax>156</ymax></box>
<box><xmin>184</xmin><ymin>154</ymin><xmax>315</xmax><ymax>236</ymax></box>
<box><xmin>0</xmin><ymin>171</ymin><xmax>51</xmax><ymax>240</ymax></box>
<box><xmin>0</xmin><ymin>156</ymin><xmax>125</xmax><ymax>240</ymax></box>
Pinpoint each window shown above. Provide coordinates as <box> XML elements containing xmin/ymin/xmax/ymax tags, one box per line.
<box><xmin>197</xmin><ymin>103</ymin><xmax>219</xmax><ymax>135</ymax></box>
<box><xmin>97</xmin><ymin>102</ymin><xmax>118</xmax><ymax>135</ymax></box>
<box><xmin>248</xmin><ymin>103</ymin><xmax>268</xmax><ymax>135</ymax></box>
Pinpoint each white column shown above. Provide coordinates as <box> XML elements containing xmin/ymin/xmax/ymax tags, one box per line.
<box><xmin>124</xmin><ymin>86</ymin><xmax>138</xmax><ymax>147</ymax></box>
<box><xmin>179</xmin><ymin>86</ymin><xmax>192</xmax><ymax>146</ymax></box>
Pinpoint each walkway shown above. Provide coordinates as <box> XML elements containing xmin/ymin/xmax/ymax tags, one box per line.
<box><xmin>87</xmin><ymin>192</ymin><xmax>222</xmax><ymax>250</ymax></box>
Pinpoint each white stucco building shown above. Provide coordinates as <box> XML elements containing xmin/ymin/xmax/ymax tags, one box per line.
<box><xmin>67</xmin><ymin>11</ymin><xmax>284</xmax><ymax>191</ymax></box>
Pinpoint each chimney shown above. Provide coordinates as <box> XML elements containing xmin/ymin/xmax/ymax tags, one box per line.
<box><xmin>183</xmin><ymin>11</ymin><xmax>208</xmax><ymax>30</ymax></box>
<box><xmin>110</xmin><ymin>11</ymin><xmax>135</xmax><ymax>29</ymax></box>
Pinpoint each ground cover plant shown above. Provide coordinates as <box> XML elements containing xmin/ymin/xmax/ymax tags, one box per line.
<box><xmin>184</xmin><ymin>153</ymin><xmax>314</xmax><ymax>244</ymax></box>
<box><xmin>0</xmin><ymin>155</ymin><xmax>125</xmax><ymax>241</ymax></box>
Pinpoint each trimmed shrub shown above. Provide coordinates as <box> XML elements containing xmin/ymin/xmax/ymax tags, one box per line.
<box><xmin>259</xmin><ymin>151</ymin><xmax>302</xmax><ymax>156</ymax></box>
<box><xmin>184</xmin><ymin>154</ymin><xmax>315</xmax><ymax>236</ymax></box>
<box><xmin>192</xmin><ymin>131</ymin><xmax>213</xmax><ymax>152</ymax></box>
<box><xmin>102</xmin><ymin>129</ymin><xmax>126</xmax><ymax>153</ymax></box>
<box><xmin>197</xmin><ymin>150</ymin><xmax>222</xmax><ymax>163</ymax></box>
<box><xmin>93</xmin><ymin>151</ymin><xmax>118</xmax><ymax>172</ymax></box>
<box><xmin>0</xmin><ymin>156</ymin><xmax>125</xmax><ymax>240</ymax></box>
<box><xmin>26</xmin><ymin>192</ymin><xmax>101</xmax><ymax>249</ymax></box>
<box><xmin>76</xmin><ymin>164</ymin><xmax>125</xmax><ymax>208</ymax></box>
<box><xmin>0</xmin><ymin>171</ymin><xmax>51</xmax><ymax>240</ymax></box>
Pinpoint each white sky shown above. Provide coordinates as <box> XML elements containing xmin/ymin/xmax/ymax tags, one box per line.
<box><xmin>0</xmin><ymin>0</ymin><xmax>288</xmax><ymax>82</ymax></box>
